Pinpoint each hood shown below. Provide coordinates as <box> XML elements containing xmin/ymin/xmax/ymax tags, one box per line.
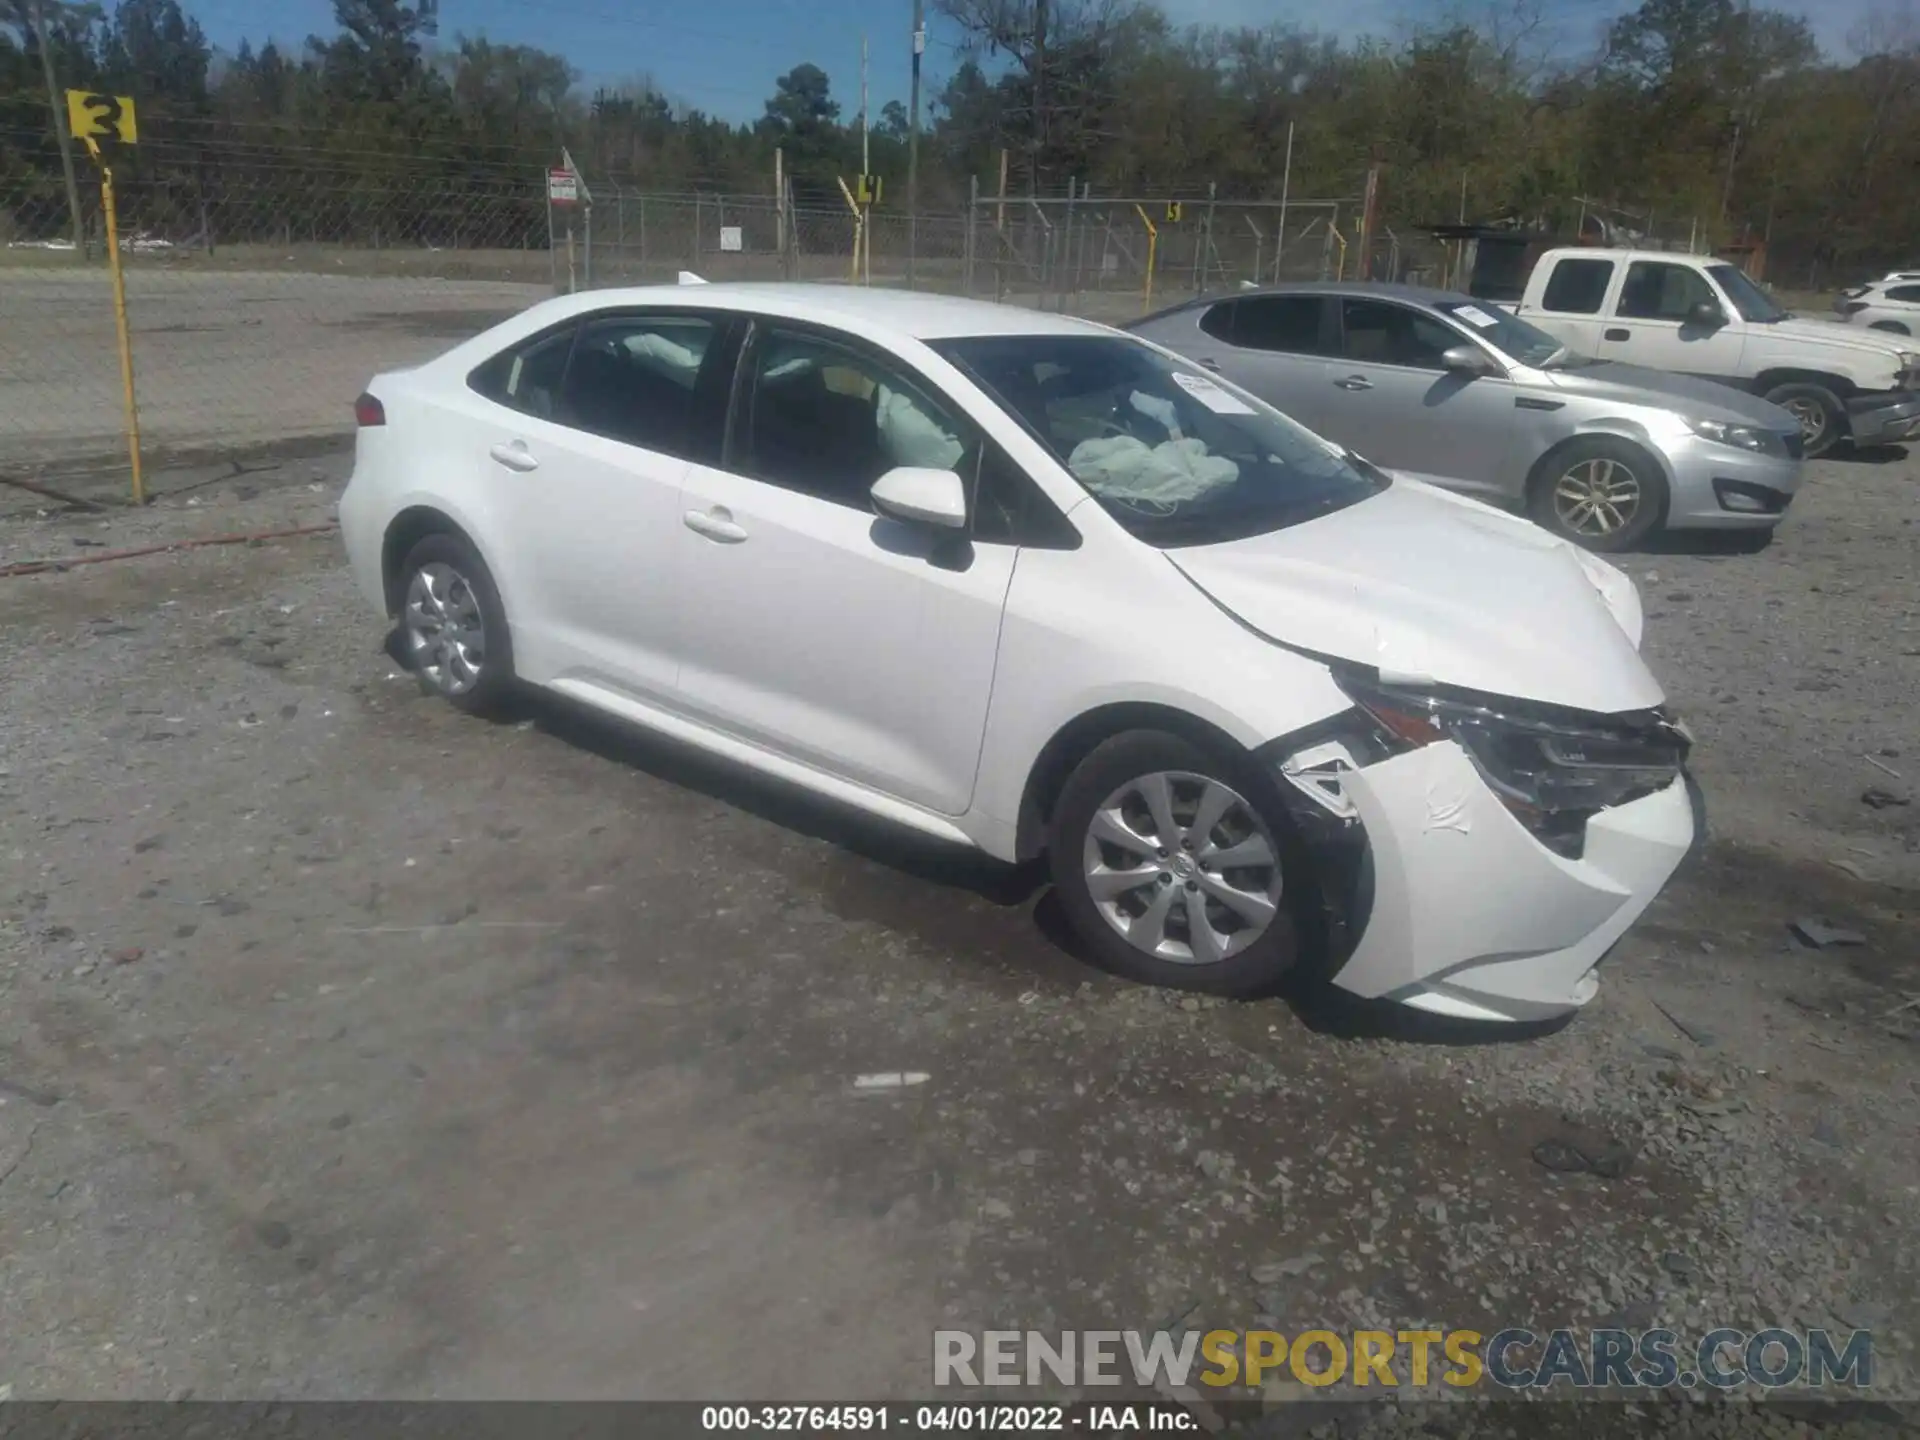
<box><xmin>1545</xmin><ymin>361</ymin><xmax>1796</xmax><ymax>431</ymax></box>
<box><xmin>1766</xmin><ymin>314</ymin><xmax>1911</xmax><ymax>361</ymax></box>
<box><xmin>1166</xmin><ymin>478</ymin><xmax>1665</xmax><ymax>715</ymax></box>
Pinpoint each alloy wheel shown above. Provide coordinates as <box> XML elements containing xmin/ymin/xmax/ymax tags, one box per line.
<box><xmin>1553</xmin><ymin>456</ymin><xmax>1642</xmax><ymax>538</ymax></box>
<box><xmin>1080</xmin><ymin>770</ymin><xmax>1283</xmax><ymax>965</ymax></box>
<box><xmin>403</xmin><ymin>561</ymin><xmax>487</xmax><ymax>696</ymax></box>
<box><xmin>1781</xmin><ymin>396</ymin><xmax>1829</xmax><ymax>447</ymax></box>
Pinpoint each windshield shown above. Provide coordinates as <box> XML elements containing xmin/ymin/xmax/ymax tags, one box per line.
<box><xmin>931</xmin><ymin>334</ymin><xmax>1386</xmax><ymax>546</ymax></box>
<box><xmin>1707</xmin><ymin>263</ymin><xmax>1787</xmax><ymax>322</ymax></box>
<box><xmin>1432</xmin><ymin>300</ymin><xmax>1568</xmax><ymax>367</ymax></box>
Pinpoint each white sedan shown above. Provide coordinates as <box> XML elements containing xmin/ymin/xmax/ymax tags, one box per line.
<box><xmin>338</xmin><ymin>283</ymin><xmax>1699</xmax><ymax>1024</ymax></box>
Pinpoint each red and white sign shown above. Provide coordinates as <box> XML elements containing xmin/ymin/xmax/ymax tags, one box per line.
<box><xmin>548</xmin><ymin>167</ymin><xmax>579</xmax><ymax>206</ymax></box>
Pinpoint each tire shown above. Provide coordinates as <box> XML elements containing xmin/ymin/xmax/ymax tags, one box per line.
<box><xmin>1762</xmin><ymin>381</ymin><xmax>1846</xmax><ymax>458</ymax></box>
<box><xmin>1868</xmin><ymin>321</ymin><xmax>1911</xmax><ymax>336</ymax></box>
<box><xmin>1047</xmin><ymin>729</ymin><xmax>1308</xmax><ymax>998</ymax></box>
<box><xmin>1528</xmin><ymin>436</ymin><xmax>1668</xmax><ymax>553</ymax></box>
<box><xmin>395</xmin><ymin>532</ymin><xmax>516</xmax><ymax>716</ymax></box>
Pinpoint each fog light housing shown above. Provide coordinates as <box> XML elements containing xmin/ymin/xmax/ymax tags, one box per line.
<box><xmin>1712</xmin><ymin>477</ymin><xmax>1788</xmax><ymax>514</ymax></box>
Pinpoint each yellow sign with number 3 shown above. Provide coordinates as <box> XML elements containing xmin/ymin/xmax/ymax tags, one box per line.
<box><xmin>65</xmin><ymin>90</ymin><xmax>138</xmax><ymax>145</ymax></box>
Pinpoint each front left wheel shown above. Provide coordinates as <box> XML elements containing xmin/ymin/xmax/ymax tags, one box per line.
<box><xmin>1047</xmin><ymin>729</ymin><xmax>1308</xmax><ymax>998</ymax></box>
<box><xmin>397</xmin><ymin>532</ymin><xmax>516</xmax><ymax>716</ymax></box>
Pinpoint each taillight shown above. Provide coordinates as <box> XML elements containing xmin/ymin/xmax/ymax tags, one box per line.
<box><xmin>354</xmin><ymin>392</ymin><xmax>386</xmax><ymax>427</ymax></box>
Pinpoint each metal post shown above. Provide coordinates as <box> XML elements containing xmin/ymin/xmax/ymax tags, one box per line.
<box><xmin>1276</xmin><ymin>121</ymin><xmax>1294</xmax><ymax>282</ymax></box>
<box><xmin>546</xmin><ymin>167</ymin><xmax>557</xmax><ymax>291</ymax></box>
<box><xmin>1062</xmin><ymin>177</ymin><xmax>1077</xmax><ymax>309</ymax></box>
<box><xmin>994</xmin><ymin>148</ymin><xmax>1009</xmax><ymax>301</ymax></box>
<box><xmin>965</xmin><ymin>173</ymin><xmax>978</xmax><ymax>295</ymax></box>
<box><xmin>30</xmin><ymin>0</ymin><xmax>87</xmax><ymax>259</ymax></box>
<box><xmin>639</xmin><ymin>194</ymin><xmax>648</xmax><ymax>273</ymax></box>
<box><xmin>774</xmin><ymin>149</ymin><xmax>785</xmax><ymax>260</ymax></box>
<box><xmin>97</xmin><ymin>157</ymin><xmax>144</xmax><ymax>503</ymax></box>
<box><xmin>1201</xmin><ymin>180</ymin><xmax>1216</xmax><ymax>292</ymax></box>
<box><xmin>908</xmin><ymin>0</ymin><xmax>924</xmax><ymax>288</ymax></box>
<box><xmin>1133</xmin><ymin>205</ymin><xmax>1158</xmax><ymax>314</ymax></box>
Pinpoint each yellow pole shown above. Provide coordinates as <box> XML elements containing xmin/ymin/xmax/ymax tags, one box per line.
<box><xmin>1133</xmin><ymin>205</ymin><xmax>1159</xmax><ymax>314</ymax></box>
<box><xmin>98</xmin><ymin>157</ymin><xmax>145</xmax><ymax>505</ymax></box>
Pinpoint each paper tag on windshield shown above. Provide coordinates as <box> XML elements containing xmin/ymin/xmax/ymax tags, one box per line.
<box><xmin>1451</xmin><ymin>304</ymin><xmax>1500</xmax><ymax>329</ymax></box>
<box><xmin>1172</xmin><ymin>370</ymin><xmax>1256</xmax><ymax>414</ymax></box>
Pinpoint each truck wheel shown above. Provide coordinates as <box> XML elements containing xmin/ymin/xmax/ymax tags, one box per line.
<box><xmin>1528</xmin><ymin>437</ymin><xmax>1667</xmax><ymax>553</ymax></box>
<box><xmin>1763</xmin><ymin>381</ymin><xmax>1845</xmax><ymax>457</ymax></box>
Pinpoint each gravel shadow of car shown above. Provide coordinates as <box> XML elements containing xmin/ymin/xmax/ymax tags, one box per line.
<box><xmin>1835</xmin><ymin>442</ymin><xmax>1911</xmax><ymax>465</ymax></box>
<box><xmin>382</xmin><ymin>627</ymin><xmax>1592</xmax><ymax>1044</ymax></box>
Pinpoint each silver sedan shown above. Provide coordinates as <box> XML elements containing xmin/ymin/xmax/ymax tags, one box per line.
<box><xmin>1126</xmin><ymin>282</ymin><xmax>1805</xmax><ymax>551</ymax></box>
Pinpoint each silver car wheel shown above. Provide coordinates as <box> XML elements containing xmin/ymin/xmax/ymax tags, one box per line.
<box><xmin>1081</xmin><ymin>770</ymin><xmax>1282</xmax><ymax>965</ymax></box>
<box><xmin>1781</xmin><ymin>396</ymin><xmax>1829</xmax><ymax>446</ymax></box>
<box><xmin>1553</xmin><ymin>457</ymin><xmax>1642</xmax><ymax>538</ymax></box>
<box><xmin>403</xmin><ymin>561</ymin><xmax>486</xmax><ymax>696</ymax></box>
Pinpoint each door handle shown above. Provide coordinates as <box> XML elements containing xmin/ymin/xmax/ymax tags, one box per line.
<box><xmin>1604</xmin><ymin>328</ymin><xmax>1630</xmax><ymax>341</ymax></box>
<box><xmin>1334</xmin><ymin>375</ymin><xmax>1374</xmax><ymax>391</ymax></box>
<box><xmin>683</xmin><ymin>508</ymin><xmax>748</xmax><ymax>544</ymax></box>
<box><xmin>1199</xmin><ymin>358</ymin><xmax>1222</xmax><ymax>371</ymax></box>
<box><xmin>488</xmin><ymin>441</ymin><xmax>539</xmax><ymax>473</ymax></box>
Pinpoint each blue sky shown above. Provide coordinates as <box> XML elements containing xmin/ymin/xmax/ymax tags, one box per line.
<box><xmin>185</xmin><ymin>0</ymin><xmax>1881</xmax><ymax>125</ymax></box>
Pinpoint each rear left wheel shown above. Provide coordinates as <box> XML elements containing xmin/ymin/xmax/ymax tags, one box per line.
<box><xmin>1048</xmin><ymin>730</ymin><xmax>1307</xmax><ymax>997</ymax></box>
<box><xmin>397</xmin><ymin>532</ymin><xmax>515</xmax><ymax>716</ymax></box>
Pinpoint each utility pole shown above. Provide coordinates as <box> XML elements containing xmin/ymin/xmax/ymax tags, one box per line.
<box><xmin>908</xmin><ymin>0</ymin><xmax>924</xmax><ymax>287</ymax></box>
<box><xmin>26</xmin><ymin>0</ymin><xmax>86</xmax><ymax>258</ymax></box>
<box><xmin>1031</xmin><ymin>0</ymin><xmax>1047</xmax><ymax>193</ymax></box>
<box><xmin>860</xmin><ymin>32</ymin><xmax>871</xmax><ymax>284</ymax></box>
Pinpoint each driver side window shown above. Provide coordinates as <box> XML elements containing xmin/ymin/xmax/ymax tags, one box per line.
<box><xmin>1617</xmin><ymin>263</ymin><xmax>1716</xmax><ymax>322</ymax></box>
<box><xmin>738</xmin><ymin>327</ymin><xmax>971</xmax><ymax>510</ymax></box>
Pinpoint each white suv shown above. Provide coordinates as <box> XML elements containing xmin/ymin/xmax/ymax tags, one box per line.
<box><xmin>338</xmin><ymin>284</ymin><xmax>1698</xmax><ymax>1024</ymax></box>
<box><xmin>1836</xmin><ymin>278</ymin><xmax>1920</xmax><ymax>337</ymax></box>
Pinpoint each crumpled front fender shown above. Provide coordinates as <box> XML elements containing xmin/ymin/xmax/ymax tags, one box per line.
<box><xmin>1331</xmin><ymin>741</ymin><xmax>1694</xmax><ymax>1021</ymax></box>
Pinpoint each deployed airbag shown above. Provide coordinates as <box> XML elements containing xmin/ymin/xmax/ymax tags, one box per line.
<box><xmin>1067</xmin><ymin>435</ymin><xmax>1239</xmax><ymax>506</ymax></box>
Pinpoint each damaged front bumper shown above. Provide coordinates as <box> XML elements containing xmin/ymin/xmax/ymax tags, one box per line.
<box><xmin>1326</xmin><ymin>741</ymin><xmax>1694</xmax><ymax>1022</ymax></box>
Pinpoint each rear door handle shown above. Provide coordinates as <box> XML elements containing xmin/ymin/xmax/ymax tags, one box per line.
<box><xmin>488</xmin><ymin>441</ymin><xmax>539</xmax><ymax>473</ymax></box>
<box><xmin>1604</xmin><ymin>328</ymin><xmax>1630</xmax><ymax>341</ymax></box>
<box><xmin>684</xmin><ymin>507</ymin><xmax>748</xmax><ymax>544</ymax></box>
<box><xmin>1334</xmin><ymin>375</ymin><xmax>1374</xmax><ymax>391</ymax></box>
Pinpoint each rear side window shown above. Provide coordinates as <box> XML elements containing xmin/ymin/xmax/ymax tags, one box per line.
<box><xmin>1233</xmin><ymin>296</ymin><xmax>1333</xmax><ymax>355</ymax></box>
<box><xmin>1887</xmin><ymin>285</ymin><xmax>1920</xmax><ymax>304</ymax></box>
<box><xmin>1540</xmin><ymin>258</ymin><xmax>1614</xmax><ymax>315</ymax></box>
<box><xmin>469</xmin><ymin>326</ymin><xmax>575</xmax><ymax>420</ymax></box>
<box><xmin>560</xmin><ymin>315</ymin><xmax>716</xmax><ymax>454</ymax></box>
<box><xmin>1198</xmin><ymin>302</ymin><xmax>1237</xmax><ymax>342</ymax></box>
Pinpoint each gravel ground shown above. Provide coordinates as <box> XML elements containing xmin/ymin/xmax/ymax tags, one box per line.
<box><xmin>0</xmin><ymin>440</ymin><xmax>1915</xmax><ymax>1431</ymax></box>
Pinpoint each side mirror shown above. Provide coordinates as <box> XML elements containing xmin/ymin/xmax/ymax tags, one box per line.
<box><xmin>1687</xmin><ymin>299</ymin><xmax>1726</xmax><ymax>328</ymax></box>
<box><xmin>1440</xmin><ymin>344</ymin><xmax>1491</xmax><ymax>375</ymax></box>
<box><xmin>871</xmin><ymin>466</ymin><xmax>968</xmax><ymax>530</ymax></box>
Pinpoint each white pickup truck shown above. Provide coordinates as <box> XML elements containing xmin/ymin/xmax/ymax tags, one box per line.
<box><xmin>1501</xmin><ymin>247</ymin><xmax>1920</xmax><ymax>457</ymax></box>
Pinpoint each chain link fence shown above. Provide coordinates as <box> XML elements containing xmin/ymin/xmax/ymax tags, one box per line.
<box><xmin>3</xmin><ymin>154</ymin><xmax>1379</xmax><ymax>490</ymax></box>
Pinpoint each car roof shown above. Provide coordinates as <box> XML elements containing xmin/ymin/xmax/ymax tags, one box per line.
<box><xmin>1143</xmin><ymin>280</ymin><xmax>1477</xmax><ymax>317</ymax></box>
<box><xmin>536</xmin><ymin>282</ymin><xmax>1114</xmax><ymax>342</ymax></box>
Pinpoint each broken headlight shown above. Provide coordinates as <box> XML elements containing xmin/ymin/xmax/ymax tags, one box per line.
<box><xmin>1311</xmin><ymin>675</ymin><xmax>1690</xmax><ymax>858</ymax></box>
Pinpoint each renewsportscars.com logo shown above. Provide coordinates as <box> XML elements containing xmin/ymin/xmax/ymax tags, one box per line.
<box><xmin>933</xmin><ymin>1328</ymin><xmax>1874</xmax><ymax>1391</ymax></box>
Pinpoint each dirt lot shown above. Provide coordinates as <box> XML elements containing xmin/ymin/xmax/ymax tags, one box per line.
<box><xmin>0</xmin><ymin>434</ymin><xmax>1916</xmax><ymax>1427</ymax></box>
<box><xmin>0</xmin><ymin>260</ymin><xmax>1176</xmax><ymax>474</ymax></box>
